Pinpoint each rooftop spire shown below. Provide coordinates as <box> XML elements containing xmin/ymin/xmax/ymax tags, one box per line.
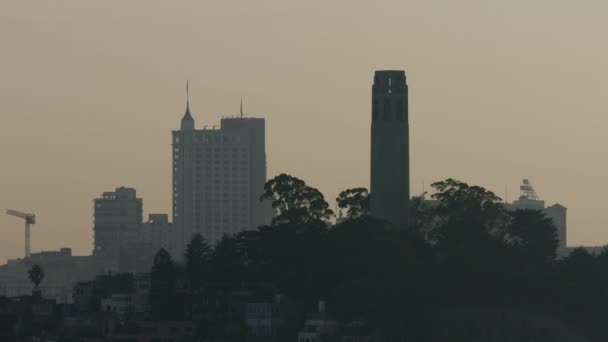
<box><xmin>240</xmin><ymin>98</ymin><xmax>243</xmax><ymax>118</ymax></box>
<box><xmin>186</xmin><ymin>80</ymin><xmax>190</xmax><ymax>113</ymax></box>
<box><xmin>180</xmin><ymin>80</ymin><xmax>194</xmax><ymax>131</ymax></box>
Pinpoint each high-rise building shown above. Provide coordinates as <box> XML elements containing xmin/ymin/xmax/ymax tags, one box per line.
<box><xmin>370</xmin><ymin>70</ymin><xmax>410</xmax><ymax>228</ymax></box>
<box><xmin>172</xmin><ymin>89</ymin><xmax>271</xmax><ymax>257</ymax></box>
<box><xmin>93</xmin><ymin>187</ymin><xmax>143</xmax><ymax>260</ymax></box>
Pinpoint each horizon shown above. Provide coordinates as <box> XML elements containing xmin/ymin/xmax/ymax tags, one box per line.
<box><xmin>2</xmin><ymin>0</ymin><xmax>608</xmax><ymax>263</ymax></box>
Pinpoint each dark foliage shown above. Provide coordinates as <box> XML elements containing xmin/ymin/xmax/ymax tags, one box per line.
<box><xmin>185</xmin><ymin>233</ymin><xmax>212</xmax><ymax>292</ymax></box>
<box><xmin>27</xmin><ymin>264</ymin><xmax>45</xmax><ymax>290</ymax></box>
<box><xmin>141</xmin><ymin>175</ymin><xmax>607</xmax><ymax>339</ymax></box>
<box><xmin>150</xmin><ymin>248</ymin><xmax>180</xmax><ymax>320</ymax></box>
<box><xmin>261</xmin><ymin>173</ymin><xmax>334</xmax><ymax>224</ymax></box>
<box><xmin>336</xmin><ymin>187</ymin><xmax>370</xmax><ymax>219</ymax></box>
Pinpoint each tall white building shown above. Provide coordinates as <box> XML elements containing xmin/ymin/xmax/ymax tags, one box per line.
<box><xmin>172</xmin><ymin>89</ymin><xmax>271</xmax><ymax>258</ymax></box>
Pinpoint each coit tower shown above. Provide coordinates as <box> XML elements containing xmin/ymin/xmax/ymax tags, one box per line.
<box><xmin>370</xmin><ymin>70</ymin><xmax>410</xmax><ymax>228</ymax></box>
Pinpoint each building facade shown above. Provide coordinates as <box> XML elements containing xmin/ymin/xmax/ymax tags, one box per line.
<box><xmin>370</xmin><ymin>70</ymin><xmax>410</xmax><ymax>228</ymax></box>
<box><xmin>140</xmin><ymin>214</ymin><xmax>173</xmax><ymax>255</ymax></box>
<box><xmin>0</xmin><ymin>249</ymin><xmax>108</xmax><ymax>303</ymax></box>
<box><xmin>542</xmin><ymin>204</ymin><xmax>567</xmax><ymax>253</ymax></box>
<box><xmin>172</xmin><ymin>96</ymin><xmax>271</xmax><ymax>257</ymax></box>
<box><xmin>93</xmin><ymin>187</ymin><xmax>143</xmax><ymax>261</ymax></box>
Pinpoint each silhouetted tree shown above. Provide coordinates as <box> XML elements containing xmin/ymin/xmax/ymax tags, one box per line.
<box><xmin>336</xmin><ymin>187</ymin><xmax>370</xmax><ymax>219</ymax></box>
<box><xmin>408</xmin><ymin>194</ymin><xmax>434</xmax><ymax>238</ymax></box>
<box><xmin>209</xmin><ymin>235</ymin><xmax>245</xmax><ymax>285</ymax></box>
<box><xmin>28</xmin><ymin>264</ymin><xmax>45</xmax><ymax>294</ymax></box>
<box><xmin>506</xmin><ymin>209</ymin><xmax>559</xmax><ymax>266</ymax></box>
<box><xmin>150</xmin><ymin>249</ymin><xmax>178</xmax><ymax>320</ymax></box>
<box><xmin>142</xmin><ymin>174</ymin><xmax>608</xmax><ymax>338</ymax></box>
<box><xmin>431</xmin><ymin>179</ymin><xmax>504</xmax><ymax>225</ymax></box>
<box><xmin>429</xmin><ymin>178</ymin><xmax>507</xmax><ymax>244</ymax></box>
<box><xmin>428</xmin><ymin>179</ymin><xmax>512</xmax><ymax>306</ymax></box>
<box><xmin>185</xmin><ymin>234</ymin><xmax>212</xmax><ymax>292</ymax></box>
<box><xmin>328</xmin><ymin>216</ymin><xmax>434</xmax><ymax>328</ymax></box>
<box><xmin>261</xmin><ymin>173</ymin><xmax>333</xmax><ymax>224</ymax></box>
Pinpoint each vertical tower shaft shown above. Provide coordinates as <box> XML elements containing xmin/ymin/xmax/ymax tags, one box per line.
<box><xmin>25</xmin><ymin>222</ymin><xmax>30</xmax><ymax>258</ymax></box>
<box><xmin>370</xmin><ymin>70</ymin><xmax>410</xmax><ymax>228</ymax></box>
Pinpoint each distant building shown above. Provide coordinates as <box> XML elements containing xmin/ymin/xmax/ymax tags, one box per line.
<box><xmin>106</xmin><ymin>320</ymin><xmax>195</xmax><ymax>341</ymax></box>
<box><xmin>339</xmin><ymin>321</ymin><xmax>373</xmax><ymax>342</ymax></box>
<box><xmin>0</xmin><ymin>248</ymin><xmax>108</xmax><ymax>303</ymax></box>
<box><xmin>509</xmin><ymin>179</ymin><xmax>568</xmax><ymax>254</ymax></box>
<box><xmin>245</xmin><ymin>294</ymin><xmax>296</xmax><ymax>342</ymax></box>
<box><xmin>511</xmin><ymin>179</ymin><xmax>545</xmax><ymax>210</ymax></box>
<box><xmin>172</xmin><ymin>89</ymin><xmax>271</xmax><ymax>257</ymax></box>
<box><xmin>100</xmin><ymin>292</ymin><xmax>148</xmax><ymax>321</ymax></box>
<box><xmin>73</xmin><ymin>273</ymin><xmax>148</xmax><ymax>314</ymax></box>
<box><xmin>370</xmin><ymin>70</ymin><xmax>410</xmax><ymax>228</ymax></box>
<box><xmin>100</xmin><ymin>273</ymin><xmax>151</xmax><ymax>320</ymax></box>
<box><xmin>297</xmin><ymin>301</ymin><xmax>339</xmax><ymax>342</ymax></box>
<box><xmin>93</xmin><ymin>187</ymin><xmax>143</xmax><ymax>261</ymax></box>
<box><xmin>140</xmin><ymin>214</ymin><xmax>173</xmax><ymax>255</ymax></box>
<box><xmin>544</xmin><ymin>204</ymin><xmax>567</xmax><ymax>252</ymax></box>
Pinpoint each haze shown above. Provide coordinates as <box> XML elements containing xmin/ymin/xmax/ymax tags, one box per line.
<box><xmin>1</xmin><ymin>0</ymin><xmax>607</xmax><ymax>263</ymax></box>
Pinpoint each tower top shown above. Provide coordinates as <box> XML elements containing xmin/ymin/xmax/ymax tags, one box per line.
<box><xmin>181</xmin><ymin>80</ymin><xmax>195</xmax><ymax>131</ymax></box>
<box><xmin>373</xmin><ymin>70</ymin><xmax>407</xmax><ymax>91</ymax></box>
<box><xmin>240</xmin><ymin>98</ymin><xmax>244</xmax><ymax>118</ymax></box>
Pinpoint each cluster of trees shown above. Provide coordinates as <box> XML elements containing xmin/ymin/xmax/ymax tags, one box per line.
<box><xmin>149</xmin><ymin>174</ymin><xmax>608</xmax><ymax>339</ymax></box>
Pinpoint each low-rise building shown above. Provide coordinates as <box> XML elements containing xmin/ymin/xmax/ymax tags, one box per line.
<box><xmin>297</xmin><ymin>301</ymin><xmax>339</xmax><ymax>342</ymax></box>
<box><xmin>340</xmin><ymin>321</ymin><xmax>373</xmax><ymax>342</ymax></box>
<box><xmin>245</xmin><ymin>294</ymin><xmax>297</xmax><ymax>342</ymax></box>
<box><xmin>106</xmin><ymin>320</ymin><xmax>195</xmax><ymax>341</ymax></box>
<box><xmin>0</xmin><ymin>249</ymin><xmax>109</xmax><ymax>303</ymax></box>
<box><xmin>101</xmin><ymin>293</ymin><xmax>147</xmax><ymax>320</ymax></box>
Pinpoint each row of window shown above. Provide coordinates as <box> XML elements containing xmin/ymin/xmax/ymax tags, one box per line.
<box><xmin>174</xmin><ymin>153</ymin><xmax>249</xmax><ymax>160</ymax></box>
<box><xmin>174</xmin><ymin>187</ymin><xmax>251</xmax><ymax>194</ymax></box>
<box><xmin>174</xmin><ymin>135</ymin><xmax>243</xmax><ymax>144</ymax></box>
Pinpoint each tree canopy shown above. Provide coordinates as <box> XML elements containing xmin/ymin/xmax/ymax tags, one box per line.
<box><xmin>184</xmin><ymin>234</ymin><xmax>212</xmax><ymax>292</ymax></box>
<box><xmin>141</xmin><ymin>175</ymin><xmax>606</xmax><ymax>339</ymax></box>
<box><xmin>150</xmin><ymin>249</ymin><xmax>179</xmax><ymax>320</ymax></box>
<box><xmin>28</xmin><ymin>264</ymin><xmax>45</xmax><ymax>290</ymax></box>
<box><xmin>336</xmin><ymin>187</ymin><xmax>370</xmax><ymax>219</ymax></box>
<box><xmin>261</xmin><ymin>173</ymin><xmax>334</xmax><ymax>224</ymax></box>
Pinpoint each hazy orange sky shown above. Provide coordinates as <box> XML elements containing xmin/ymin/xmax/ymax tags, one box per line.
<box><xmin>2</xmin><ymin>0</ymin><xmax>608</xmax><ymax>263</ymax></box>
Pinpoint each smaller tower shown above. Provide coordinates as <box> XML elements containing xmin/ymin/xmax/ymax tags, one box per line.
<box><xmin>181</xmin><ymin>81</ymin><xmax>195</xmax><ymax>131</ymax></box>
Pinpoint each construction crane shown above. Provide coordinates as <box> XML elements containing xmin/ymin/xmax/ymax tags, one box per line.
<box><xmin>6</xmin><ymin>209</ymin><xmax>36</xmax><ymax>258</ymax></box>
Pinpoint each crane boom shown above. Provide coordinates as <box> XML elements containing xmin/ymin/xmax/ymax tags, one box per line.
<box><xmin>6</xmin><ymin>209</ymin><xmax>36</xmax><ymax>257</ymax></box>
<box><xmin>6</xmin><ymin>209</ymin><xmax>35</xmax><ymax>223</ymax></box>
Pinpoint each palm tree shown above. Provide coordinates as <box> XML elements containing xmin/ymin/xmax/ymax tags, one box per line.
<box><xmin>28</xmin><ymin>264</ymin><xmax>45</xmax><ymax>294</ymax></box>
